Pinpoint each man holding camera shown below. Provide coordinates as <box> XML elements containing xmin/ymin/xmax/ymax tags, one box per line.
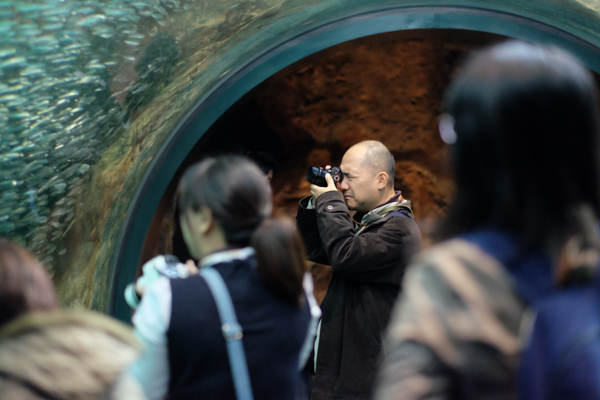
<box><xmin>297</xmin><ymin>140</ymin><xmax>421</xmax><ymax>400</ymax></box>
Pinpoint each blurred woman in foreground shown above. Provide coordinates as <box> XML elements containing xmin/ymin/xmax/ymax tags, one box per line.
<box><xmin>376</xmin><ymin>41</ymin><xmax>600</xmax><ymax>399</ymax></box>
<box><xmin>0</xmin><ymin>239</ymin><xmax>146</xmax><ymax>399</ymax></box>
<box><xmin>130</xmin><ymin>155</ymin><xmax>319</xmax><ymax>400</ymax></box>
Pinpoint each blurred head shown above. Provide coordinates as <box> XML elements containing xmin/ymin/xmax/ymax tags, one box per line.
<box><xmin>178</xmin><ymin>155</ymin><xmax>272</xmax><ymax>259</ymax></box>
<box><xmin>178</xmin><ymin>155</ymin><xmax>306</xmax><ymax>305</ymax></box>
<box><xmin>339</xmin><ymin>140</ymin><xmax>396</xmax><ymax>213</ymax></box>
<box><xmin>441</xmin><ymin>41</ymin><xmax>600</xmax><ymax>247</ymax></box>
<box><xmin>0</xmin><ymin>240</ymin><xmax>59</xmax><ymax>327</ymax></box>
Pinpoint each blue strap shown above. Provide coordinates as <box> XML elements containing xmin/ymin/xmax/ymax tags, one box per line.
<box><xmin>200</xmin><ymin>267</ymin><xmax>254</xmax><ymax>400</ymax></box>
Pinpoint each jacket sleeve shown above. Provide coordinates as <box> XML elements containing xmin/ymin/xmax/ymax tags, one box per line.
<box><xmin>374</xmin><ymin>263</ymin><xmax>454</xmax><ymax>400</ymax></box>
<box><xmin>296</xmin><ymin>196</ymin><xmax>331</xmax><ymax>265</ymax></box>
<box><xmin>130</xmin><ymin>278</ymin><xmax>171</xmax><ymax>400</ymax></box>
<box><xmin>314</xmin><ymin>191</ymin><xmax>420</xmax><ymax>283</ymax></box>
<box><xmin>375</xmin><ymin>242</ymin><xmax>524</xmax><ymax>400</ymax></box>
<box><xmin>375</xmin><ymin>340</ymin><xmax>452</xmax><ymax>400</ymax></box>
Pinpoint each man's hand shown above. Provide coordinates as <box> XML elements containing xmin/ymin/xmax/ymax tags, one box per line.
<box><xmin>311</xmin><ymin>172</ymin><xmax>339</xmax><ymax>200</ymax></box>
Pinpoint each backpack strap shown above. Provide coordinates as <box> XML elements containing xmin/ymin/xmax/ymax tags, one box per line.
<box><xmin>200</xmin><ymin>266</ymin><xmax>254</xmax><ymax>400</ymax></box>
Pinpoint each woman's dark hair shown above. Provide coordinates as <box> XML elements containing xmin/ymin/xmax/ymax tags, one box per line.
<box><xmin>246</xmin><ymin>150</ymin><xmax>279</xmax><ymax>175</ymax></box>
<box><xmin>440</xmin><ymin>41</ymin><xmax>600</xmax><ymax>272</ymax></box>
<box><xmin>0</xmin><ymin>240</ymin><xmax>59</xmax><ymax>327</ymax></box>
<box><xmin>178</xmin><ymin>155</ymin><xmax>305</xmax><ymax>306</ymax></box>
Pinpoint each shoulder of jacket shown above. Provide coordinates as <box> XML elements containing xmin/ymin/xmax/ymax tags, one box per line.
<box><xmin>0</xmin><ymin>310</ymin><xmax>143</xmax><ymax>399</ymax></box>
<box><xmin>0</xmin><ymin>310</ymin><xmax>140</xmax><ymax>351</ymax></box>
<box><xmin>366</xmin><ymin>210</ymin><xmax>418</xmax><ymax>230</ymax></box>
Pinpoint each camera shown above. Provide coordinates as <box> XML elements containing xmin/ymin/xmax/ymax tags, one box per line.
<box><xmin>124</xmin><ymin>255</ymin><xmax>189</xmax><ymax>309</ymax></box>
<box><xmin>154</xmin><ymin>255</ymin><xmax>188</xmax><ymax>279</ymax></box>
<box><xmin>305</xmin><ymin>166</ymin><xmax>344</xmax><ymax>187</ymax></box>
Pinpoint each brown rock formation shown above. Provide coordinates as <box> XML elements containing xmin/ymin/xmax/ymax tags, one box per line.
<box><xmin>259</xmin><ymin>32</ymin><xmax>502</xmax><ymax>232</ymax></box>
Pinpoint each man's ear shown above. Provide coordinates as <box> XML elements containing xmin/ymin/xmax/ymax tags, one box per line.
<box><xmin>197</xmin><ymin>207</ymin><xmax>215</xmax><ymax>234</ymax></box>
<box><xmin>376</xmin><ymin>172</ymin><xmax>389</xmax><ymax>190</ymax></box>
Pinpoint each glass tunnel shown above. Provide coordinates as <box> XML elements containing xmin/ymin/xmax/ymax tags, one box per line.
<box><xmin>2</xmin><ymin>0</ymin><xmax>600</xmax><ymax>321</ymax></box>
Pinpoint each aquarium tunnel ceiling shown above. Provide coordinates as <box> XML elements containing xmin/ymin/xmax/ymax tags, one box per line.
<box><xmin>2</xmin><ymin>0</ymin><xmax>600</xmax><ymax>319</ymax></box>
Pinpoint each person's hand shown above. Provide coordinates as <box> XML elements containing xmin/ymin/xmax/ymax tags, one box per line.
<box><xmin>135</xmin><ymin>256</ymin><xmax>164</xmax><ymax>296</ymax></box>
<box><xmin>185</xmin><ymin>259</ymin><xmax>199</xmax><ymax>275</ymax></box>
<box><xmin>135</xmin><ymin>282</ymin><xmax>147</xmax><ymax>297</ymax></box>
<box><xmin>311</xmin><ymin>171</ymin><xmax>339</xmax><ymax>200</ymax></box>
<box><xmin>134</xmin><ymin>255</ymin><xmax>198</xmax><ymax>297</ymax></box>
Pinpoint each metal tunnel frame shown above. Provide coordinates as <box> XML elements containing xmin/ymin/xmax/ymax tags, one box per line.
<box><xmin>111</xmin><ymin>4</ymin><xmax>600</xmax><ymax>321</ymax></box>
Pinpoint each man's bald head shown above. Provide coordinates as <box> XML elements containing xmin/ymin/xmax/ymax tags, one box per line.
<box><xmin>350</xmin><ymin>140</ymin><xmax>395</xmax><ymax>188</ymax></box>
<box><xmin>339</xmin><ymin>140</ymin><xmax>397</xmax><ymax>212</ymax></box>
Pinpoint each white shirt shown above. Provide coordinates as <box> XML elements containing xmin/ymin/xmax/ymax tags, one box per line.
<box><xmin>129</xmin><ymin>248</ymin><xmax>321</xmax><ymax>400</ymax></box>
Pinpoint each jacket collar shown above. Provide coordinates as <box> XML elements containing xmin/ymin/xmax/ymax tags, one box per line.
<box><xmin>353</xmin><ymin>192</ymin><xmax>414</xmax><ymax>235</ymax></box>
<box><xmin>359</xmin><ymin>191</ymin><xmax>412</xmax><ymax>225</ymax></box>
<box><xmin>199</xmin><ymin>247</ymin><xmax>255</xmax><ymax>269</ymax></box>
<box><xmin>354</xmin><ymin>191</ymin><xmax>401</xmax><ymax>222</ymax></box>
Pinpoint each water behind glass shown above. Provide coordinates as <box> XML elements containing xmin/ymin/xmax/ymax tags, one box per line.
<box><xmin>0</xmin><ymin>0</ymin><xmax>203</xmax><ymax>275</ymax></box>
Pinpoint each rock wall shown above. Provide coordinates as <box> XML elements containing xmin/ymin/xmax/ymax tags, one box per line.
<box><xmin>259</xmin><ymin>35</ymin><xmax>467</xmax><ymax>237</ymax></box>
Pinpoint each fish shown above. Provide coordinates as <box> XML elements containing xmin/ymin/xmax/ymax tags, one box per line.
<box><xmin>0</xmin><ymin>0</ymin><xmax>193</xmax><ymax>264</ymax></box>
<box><xmin>0</xmin><ymin>48</ymin><xmax>17</xmax><ymax>58</ymax></box>
<box><xmin>0</xmin><ymin>56</ymin><xmax>27</xmax><ymax>68</ymax></box>
<box><xmin>76</xmin><ymin>14</ymin><xmax>107</xmax><ymax>27</ymax></box>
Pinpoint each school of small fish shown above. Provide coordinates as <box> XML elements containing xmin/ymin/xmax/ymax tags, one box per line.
<box><xmin>0</xmin><ymin>0</ymin><xmax>191</xmax><ymax>274</ymax></box>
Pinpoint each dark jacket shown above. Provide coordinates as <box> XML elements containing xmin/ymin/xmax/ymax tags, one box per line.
<box><xmin>469</xmin><ymin>231</ymin><xmax>600</xmax><ymax>400</ymax></box>
<box><xmin>374</xmin><ymin>235</ymin><xmax>526</xmax><ymax>400</ymax></box>
<box><xmin>377</xmin><ymin>230</ymin><xmax>600</xmax><ymax>400</ymax></box>
<box><xmin>167</xmin><ymin>256</ymin><xmax>312</xmax><ymax>400</ymax></box>
<box><xmin>296</xmin><ymin>191</ymin><xmax>421</xmax><ymax>400</ymax></box>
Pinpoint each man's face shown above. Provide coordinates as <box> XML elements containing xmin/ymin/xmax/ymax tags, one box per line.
<box><xmin>339</xmin><ymin>146</ymin><xmax>380</xmax><ymax>213</ymax></box>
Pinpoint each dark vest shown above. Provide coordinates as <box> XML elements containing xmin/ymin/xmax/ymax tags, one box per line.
<box><xmin>167</xmin><ymin>256</ymin><xmax>311</xmax><ymax>400</ymax></box>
